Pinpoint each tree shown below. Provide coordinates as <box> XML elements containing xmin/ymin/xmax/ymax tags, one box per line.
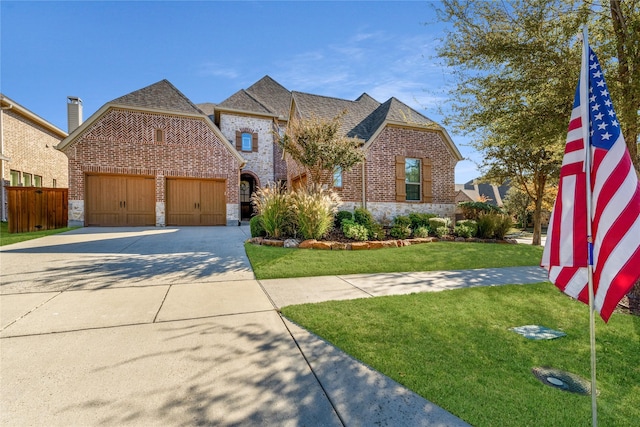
<box><xmin>435</xmin><ymin>0</ymin><xmax>588</xmax><ymax>245</ymax></box>
<box><xmin>278</xmin><ymin>112</ymin><xmax>365</xmax><ymax>188</ymax></box>
<box><xmin>502</xmin><ymin>187</ymin><xmax>532</xmax><ymax>229</ymax></box>
<box><xmin>590</xmin><ymin>0</ymin><xmax>640</xmax><ymax>173</ymax></box>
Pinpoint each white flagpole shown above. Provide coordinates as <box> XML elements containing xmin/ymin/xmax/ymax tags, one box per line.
<box><xmin>580</xmin><ymin>25</ymin><xmax>598</xmax><ymax>427</ymax></box>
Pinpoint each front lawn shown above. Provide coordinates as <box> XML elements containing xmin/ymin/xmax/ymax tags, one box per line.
<box><xmin>0</xmin><ymin>222</ymin><xmax>78</xmax><ymax>246</ymax></box>
<box><xmin>282</xmin><ymin>283</ymin><xmax>639</xmax><ymax>427</ymax></box>
<box><xmin>246</xmin><ymin>241</ymin><xmax>544</xmax><ymax>279</ymax></box>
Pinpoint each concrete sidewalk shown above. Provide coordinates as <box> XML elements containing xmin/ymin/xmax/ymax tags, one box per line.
<box><xmin>1</xmin><ymin>227</ymin><xmax>548</xmax><ymax>426</ymax></box>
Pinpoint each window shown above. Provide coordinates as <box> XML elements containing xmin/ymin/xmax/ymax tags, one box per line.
<box><xmin>241</xmin><ymin>133</ymin><xmax>252</xmax><ymax>151</ymax></box>
<box><xmin>405</xmin><ymin>158</ymin><xmax>421</xmax><ymax>201</ymax></box>
<box><xmin>155</xmin><ymin>129</ymin><xmax>165</xmax><ymax>143</ymax></box>
<box><xmin>240</xmin><ymin>180</ymin><xmax>251</xmax><ymax>203</ymax></box>
<box><xmin>34</xmin><ymin>175</ymin><xmax>43</xmax><ymax>187</ymax></box>
<box><xmin>23</xmin><ymin>173</ymin><xmax>33</xmax><ymax>187</ymax></box>
<box><xmin>333</xmin><ymin>166</ymin><xmax>343</xmax><ymax>187</ymax></box>
<box><xmin>10</xmin><ymin>170</ymin><xmax>20</xmax><ymax>186</ymax></box>
<box><xmin>236</xmin><ymin>130</ymin><xmax>257</xmax><ymax>152</ymax></box>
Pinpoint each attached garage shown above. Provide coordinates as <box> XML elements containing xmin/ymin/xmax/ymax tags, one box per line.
<box><xmin>85</xmin><ymin>174</ymin><xmax>155</xmax><ymax>226</ymax></box>
<box><xmin>166</xmin><ymin>178</ymin><xmax>226</xmax><ymax>226</ymax></box>
<box><xmin>58</xmin><ymin>79</ymin><xmax>245</xmax><ymax>227</ymax></box>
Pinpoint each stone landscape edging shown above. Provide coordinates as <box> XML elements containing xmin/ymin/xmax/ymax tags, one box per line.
<box><xmin>248</xmin><ymin>236</ymin><xmax>518</xmax><ymax>250</ymax></box>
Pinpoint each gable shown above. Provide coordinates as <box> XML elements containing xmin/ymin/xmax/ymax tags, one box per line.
<box><xmin>109</xmin><ymin>79</ymin><xmax>203</xmax><ymax>115</ymax></box>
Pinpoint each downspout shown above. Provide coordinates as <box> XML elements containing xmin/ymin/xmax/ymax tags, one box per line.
<box><xmin>361</xmin><ymin>159</ymin><xmax>366</xmax><ymax>209</ymax></box>
<box><xmin>1</xmin><ymin>102</ymin><xmax>14</xmax><ymax>222</ymax></box>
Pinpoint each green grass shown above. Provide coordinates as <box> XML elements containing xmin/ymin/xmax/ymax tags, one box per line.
<box><xmin>0</xmin><ymin>222</ymin><xmax>78</xmax><ymax>246</ymax></box>
<box><xmin>246</xmin><ymin>241</ymin><xmax>544</xmax><ymax>279</ymax></box>
<box><xmin>282</xmin><ymin>283</ymin><xmax>640</xmax><ymax>427</ymax></box>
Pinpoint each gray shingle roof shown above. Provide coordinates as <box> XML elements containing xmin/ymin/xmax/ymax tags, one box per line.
<box><xmin>110</xmin><ymin>79</ymin><xmax>203</xmax><ymax>115</ymax></box>
<box><xmin>218</xmin><ymin>75</ymin><xmax>291</xmax><ymax>119</ymax></box>
<box><xmin>291</xmin><ymin>91</ymin><xmax>381</xmax><ymax>139</ymax></box>
<box><xmin>217</xmin><ymin>76</ymin><xmax>448</xmax><ymax>146</ymax></box>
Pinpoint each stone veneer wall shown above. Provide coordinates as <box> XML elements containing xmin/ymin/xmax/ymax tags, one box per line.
<box><xmin>63</xmin><ymin>108</ymin><xmax>241</xmax><ymax>226</ymax></box>
<box><xmin>219</xmin><ymin>114</ymin><xmax>276</xmax><ymax>187</ymax></box>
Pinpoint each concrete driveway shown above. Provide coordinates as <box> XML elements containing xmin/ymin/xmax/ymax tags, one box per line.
<box><xmin>0</xmin><ymin>227</ymin><xmax>468</xmax><ymax>427</ymax></box>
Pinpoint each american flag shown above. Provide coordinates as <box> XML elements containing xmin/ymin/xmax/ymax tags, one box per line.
<box><xmin>541</xmin><ymin>47</ymin><xmax>640</xmax><ymax>322</ymax></box>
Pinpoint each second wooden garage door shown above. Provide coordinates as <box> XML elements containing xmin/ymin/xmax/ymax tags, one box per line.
<box><xmin>166</xmin><ymin>178</ymin><xmax>226</xmax><ymax>226</ymax></box>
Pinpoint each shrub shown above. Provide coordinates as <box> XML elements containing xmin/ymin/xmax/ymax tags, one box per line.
<box><xmin>456</xmin><ymin>219</ymin><xmax>477</xmax><ymax>237</ymax></box>
<box><xmin>291</xmin><ymin>187</ymin><xmax>341</xmax><ymax>240</ymax></box>
<box><xmin>250</xmin><ymin>215</ymin><xmax>266</xmax><ymax>238</ymax></box>
<box><xmin>493</xmin><ymin>214</ymin><xmax>513</xmax><ymax>240</ymax></box>
<box><xmin>413</xmin><ymin>226</ymin><xmax>430</xmax><ymax>238</ymax></box>
<box><xmin>458</xmin><ymin>201</ymin><xmax>501</xmax><ymax>220</ymax></box>
<box><xmin>389</xmin><ymin>215</ymin><xmax>412</xmax><ymax>239</ymax></box>
<box><xmin>409</xmin><ymin>212</ymin><xmax>437</xmax><ymax>230</ymax></box>
<box><xmin>335</xmin><ymin>210</ymin><xmax>353</xmax><ymax>228</ymax></box>
<box><xmin>390</xmin><ymin>225</ymin><xmax>412</xmax><ymax>239</ymax></box>
<box><xmin>251</xmin><ymin>183</ymin><xmax>292</xmax><ymax>238</ymax></box>
<box><xmin>475</xmin><ymin>213</ymin><xmax>512</xmax><ymax>239</ymax></box>
<box><xmin>354</xmin><ymin>207</ymin><xmax>384</xmax><ymax>240</ymax></box>
<box><xmin>435</xmin><ymin>226</ymin><xmax>450</xmax><ymax>238</ymax></box>
<box><xmin>476</xmin><ymin>214</ymin><xmax>497</xmax><ymax>239</ymax></box>
<box><xmin>342</xmin><ymin>219</ymin><xmax>369</xmax><ymax>241</ymax></box>
<box><xmin>454</xmin><ymin>224</ymin><xmax>474</xmax><ymax>238</ymax></box>
<box><xmin>393</xmin><ymin>215</ymin><xmax>412</xmax><ymax>228</ymax></box>
<box><xmin>428</xmin><ymin>217</ymin><xmax>451</xmax><ymax>230</ymax></box>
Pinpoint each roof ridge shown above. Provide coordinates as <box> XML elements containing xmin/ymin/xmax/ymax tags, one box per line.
<box><xmin>291</xmin><ymin>90</ymin><xmax>357</xmax><ymax>104</ymax></box>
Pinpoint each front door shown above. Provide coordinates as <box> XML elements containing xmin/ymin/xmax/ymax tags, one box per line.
<box><xmin>240</xmin><ymin>174</ymin><xmax>256</xmax><ymax>221</ymax></box>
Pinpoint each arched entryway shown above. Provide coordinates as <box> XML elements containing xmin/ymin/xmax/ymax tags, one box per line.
<box><xmin>240</xmin><ymin>173</ymin><xmax>258</xmax><ymax>221</ymax></box>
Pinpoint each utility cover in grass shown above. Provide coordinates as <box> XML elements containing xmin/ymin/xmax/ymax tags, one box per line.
<box><xmin>532</xmin><ymin>367</ymin><xmax>595</xmax><ymax>395</ymax></box>
<box><xmin>510</xmin><ymin>325</ymin><xmax>566</xmax><ymax>340</ymax></box>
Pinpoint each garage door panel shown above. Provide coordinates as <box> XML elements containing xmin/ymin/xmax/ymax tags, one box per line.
<box><xmin>85</xmin><ymin>175</ymin><xmax>155</xmax><ymax>226</ymax></box>
<box><xmin>126</xmin><ymin>178</ymin><xmax>156</xmax><ymax>226</ymax></box>
<box><xmin>167</xmin><ymin>179</ymin><xmax>226</xmax><ymax>226</ymax></box>
<box><xmin>166</xmin><ymin>179</ymin><xmax>199</xmax><ymax>226</ymax></box>
<box><xmin>200</xmin><ymin>180</ymin><xmax>226</xmax><ymax>226</ymax></box>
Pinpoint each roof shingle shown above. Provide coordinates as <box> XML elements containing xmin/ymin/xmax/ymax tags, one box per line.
<box><xmin>110</xmin><ymin>79</ymin><xmax>203</xmax><ymax>115</ymax></box>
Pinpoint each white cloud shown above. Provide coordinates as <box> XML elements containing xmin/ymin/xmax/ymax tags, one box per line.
<box><xmin>197</xmin><ymin>63</ymin><xmax>239</xmax><ymax>79</ymax></box>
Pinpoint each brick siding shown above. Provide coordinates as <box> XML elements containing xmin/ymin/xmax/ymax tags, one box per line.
<box><xmin>63</xmin><ymin>108</ymin><xmax>241</xmax><ymax>225</ymax></box>
<box><xmin>1</xmin><ymin>109</ymin><xmax>68</xmax><ymax>220</ymax></box>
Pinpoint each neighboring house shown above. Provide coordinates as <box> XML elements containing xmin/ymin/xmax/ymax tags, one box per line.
<box><xmin>455</xmin><ymin>180</ymin><xmax>509</xmax><ymax>207</ymax></box>
<box><xmin>208</xmin><ymin>76</ymin><xmax>463</xmax><ymax>222</ymax></box>
<box><xmin>0</xmin><ymin>94</ymin><xmax>68</xmax><ymax>222</ymax></box>
<box><xmin>57</xmin><ymin>80</ymin><xmax>245</xmax><ymax>227</ymax></box>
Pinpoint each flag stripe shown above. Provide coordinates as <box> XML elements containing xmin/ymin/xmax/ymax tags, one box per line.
<box><xmin>541</xmin><ymin>46</ymin><xmax>640</xmax><ymax>323</ymax></box>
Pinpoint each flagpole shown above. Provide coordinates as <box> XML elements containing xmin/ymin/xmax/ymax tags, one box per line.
<box><xmin>581</xmin><ymin>25</ymin><xmax>598</xmax><ymax>427</ymax></box>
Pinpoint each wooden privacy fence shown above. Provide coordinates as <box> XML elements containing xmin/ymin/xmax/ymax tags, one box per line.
<box><xmin>6</xmin><ymin>187</ymin><xmax>68</xmax><ymax>233</ymax></box>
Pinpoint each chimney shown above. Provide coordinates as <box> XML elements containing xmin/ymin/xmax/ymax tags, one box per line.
<box><xmin>67</xmin><ymin>96</ymin><xmax>83</xmax><ymax>133</ymax></box>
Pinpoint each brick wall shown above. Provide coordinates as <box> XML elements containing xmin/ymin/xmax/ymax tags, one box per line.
<box><xmin>2</xmin><ymin>109</ymin><xmax>68</xmax><ymax>188</ymax></box>
<box><xmin>283</xmin><ymin>124</ymin><xmax>458</xmax><ymax>221</ymax></box>
<box><xmin>366</xmin><ymin>126</ymin><xmax>457</xmax><ymax>204</ymax></box>
<box><xmin>1</xmin><ymin>109</ymin><xmax>68</xmax><ymax>221</ymax></box>
<box><xmin>62</xmin><ymin>108</ymin><xmax>241</xmax><ymax>225</ymax></box>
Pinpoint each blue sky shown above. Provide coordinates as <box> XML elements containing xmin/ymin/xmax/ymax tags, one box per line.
<box><xmin>1</xmin><ymin>0</ymin><xmax>479</xmax><ymax>183</ymax></box>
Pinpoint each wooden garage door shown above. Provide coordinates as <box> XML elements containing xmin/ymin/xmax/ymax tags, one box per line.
<box><xmin>85</xmin><ymin>175</ymin><xmax>155</xmax><ymax>226</ymax></box>
<box><xmin>166</xmin><ymin>178</ymin><xmax>226</xmax><ymax>226</ymax></box>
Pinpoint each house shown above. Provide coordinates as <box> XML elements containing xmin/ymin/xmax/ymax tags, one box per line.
<box><xmin>209</xmin><ymin>76</ymin><xmax>463</xmax><ymax>222</ymax></box>
<box><xmin>59</xmin><ymin>76</ymin><xmax>462</xmax><ymax>227</ymax></box>
<box><xmin>57</xmin><ymin>80</ymin><xmax>245</xmax><ymax>227</ymax></box>
<box><xmin>455</xmin><ymin>180</ymin><xmax>509</xmax><ymax>207</ymax></box>
<box><xmin>0</xmin><ymin>94</ymin><xmax>68</xmax><ymax>222</ymax></box>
